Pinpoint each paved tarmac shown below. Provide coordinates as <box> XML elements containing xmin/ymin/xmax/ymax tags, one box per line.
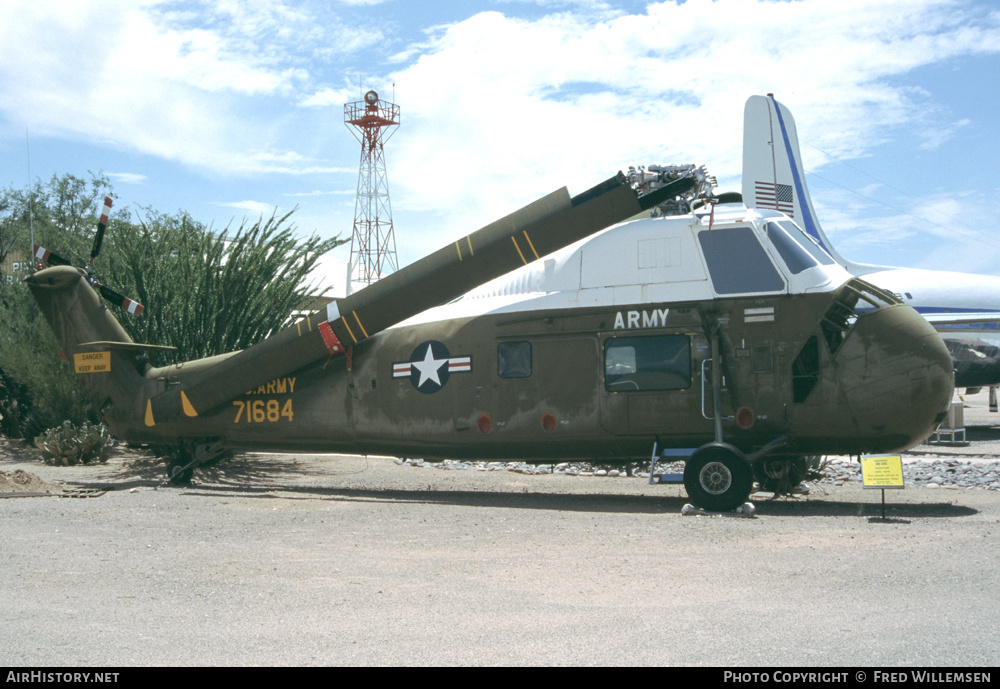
<box><xmin>1</xmin><ymin>394</ymin><xmax>999</xmax><ymax>667</ymax></box>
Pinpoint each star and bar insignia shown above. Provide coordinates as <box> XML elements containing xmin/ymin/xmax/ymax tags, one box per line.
<box><xmin>392</xmin><ymin>340</ymin><xmax>472</xmax><ymax>394</ymax></box>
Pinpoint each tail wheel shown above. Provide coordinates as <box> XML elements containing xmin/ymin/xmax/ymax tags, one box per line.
<box><xmin>167</xmin><ymin>459</ymin><xmax>194</xmax><ymax>486</ymax></box>
<box><xmin>167</xmin><ymin>452</ymin><xmax>194</xmax><ymax>485</ymax></box>
<box><xmin>683</xmin><ymin>443</ymin><xmax>753</xmax><ymax>512</ymax></box>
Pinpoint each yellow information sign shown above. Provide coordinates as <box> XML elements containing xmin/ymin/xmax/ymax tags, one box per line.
<box><xmin>861</xmin><ymin>454</ymin><xmax>904</xmax><ymax>489</ymax></box>
<box><xmin>74</xmin><ymin>351</ymin><xmax>111</xmax><ymax>374</ymax></box>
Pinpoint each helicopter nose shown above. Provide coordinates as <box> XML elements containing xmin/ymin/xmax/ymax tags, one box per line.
<box><xmin>835</xmin><ymin>304</ymin><xmax>954</xmax><ymax>451</ymax></box>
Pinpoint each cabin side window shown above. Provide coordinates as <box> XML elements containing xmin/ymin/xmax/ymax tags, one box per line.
<box><xmin>498</xmin><ymin>341</ymin><xmax>532</xmax><ymax>378</ymax></box>
<box><xmin>604</xmin><ymin>335</ymin><xmax>691</xmax><ymax>391</ymax></box>
<box><xmin>698</xmin><ymin>227</ymin><xmax>785</xmax><ymax>294</ymax></box>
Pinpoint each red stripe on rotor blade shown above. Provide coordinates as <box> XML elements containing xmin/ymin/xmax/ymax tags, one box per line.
<box><xmin>99</xmin><ymin>196</ymin><xmax>112</xmax><ymax>226</ymax></box>
<box><xmin>123</xmin><ymin>298</ymin><xmax>144</xmax><ymax>316</ymax></box>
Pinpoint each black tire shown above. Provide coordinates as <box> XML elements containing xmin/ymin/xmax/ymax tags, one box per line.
<box><xmin>754</xmin><ymin>456</ymin><xmax>808</xmax><ymax>493</ymax></box>
<box><xmin>683</xmin><ymin>443</ymin><xmax>753</xmax><ymax>512</ymax></box>
<box><xmin>167</xmin><ymin>457</ymin><xmax>194</xmax><ymax>484</ymax></box>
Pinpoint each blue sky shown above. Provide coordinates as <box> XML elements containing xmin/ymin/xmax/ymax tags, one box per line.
<box><xmin>2</xmin><ymin>0</ymin><xmax>999</xmax><ymax>294</ymax></box>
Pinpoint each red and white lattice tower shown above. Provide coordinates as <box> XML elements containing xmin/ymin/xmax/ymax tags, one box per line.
<box><xmin>344</xmin><ymin>89</ymin><xmax>400</xmax><ymax>285</ymax></box>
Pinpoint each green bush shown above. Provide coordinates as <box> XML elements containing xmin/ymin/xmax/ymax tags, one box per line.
<box><xmin>2</xmin><ymin>172</ymin><xmax>345</xmax><ymax>439</ymax></box>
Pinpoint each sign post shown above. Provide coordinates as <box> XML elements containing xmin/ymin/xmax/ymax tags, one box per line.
<box><xmin>861</xmin><ymin>454</ymin><xmax>905</xmax><ymax>519</ymax></box>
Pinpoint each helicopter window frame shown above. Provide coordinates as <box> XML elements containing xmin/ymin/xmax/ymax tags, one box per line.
<box><xmin>777</xmin><ymin>220</ymin><xmax>836</xmax><ymax>265</ymax></box>
<box><xmin>821</xmin><ymin>278</ymin><xmax>902</xmax><ymax>355</ymax></box>
<box><xmin>498</xmin><ymin>341</ymin><xmax>532</xmax><ymax>379</ymax></box>
<box><xmin>604</xmin><ymin>334</ymin><xmax>692</xmax><ymax>392</ymax></box>
<box><xmin>698</xmin><ymin>227</ymin><xmax>786</xmax><ymax>294</ymax></box>
<box><xmin>766</xmin><ymin>221</ymin><xmax>836</xmax><ymax>275</ymax></box>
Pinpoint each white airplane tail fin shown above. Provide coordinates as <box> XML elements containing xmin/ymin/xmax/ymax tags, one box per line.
<box><xmin>742</xmin><ymin>94</ymin><xmax>852</xmax><ymax>267</ymax></box>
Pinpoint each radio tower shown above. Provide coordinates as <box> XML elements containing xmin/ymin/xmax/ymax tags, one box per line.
<box><xmin>345</xmin><ymin>89</ymin><xmax>400</xmax><ymax>285</ymax></box>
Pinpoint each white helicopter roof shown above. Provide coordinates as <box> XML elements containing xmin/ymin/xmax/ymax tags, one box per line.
<box><xmin>396</xmin><ymin>205</ymin><xmax>851</xmax><ymax>328</ymax></box>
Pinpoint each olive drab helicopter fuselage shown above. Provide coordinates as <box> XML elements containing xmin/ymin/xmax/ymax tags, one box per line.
<box><xmin>26</xmin><ymin>173</ymin><xmax>954</xmax><ymax>511</ymax></box>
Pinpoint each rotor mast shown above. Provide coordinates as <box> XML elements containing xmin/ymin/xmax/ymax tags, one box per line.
<box><xmin>345</xmin><ymin>89</ymin><xmax>400</xmax><ymax>286</ymax></box>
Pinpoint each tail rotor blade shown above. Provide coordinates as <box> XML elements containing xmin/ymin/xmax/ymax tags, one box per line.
<box><xmin>98</xmin><ymin>284</ymin><xmax>144</xmax><ymax>316</ymax></box>
<box><xmin>91</xmin><ymin>196</ymin><xmax>113</xmax><ymax>261</ymax></box>
<box><xmin>34</xmin><ymin>194</ymin><xmax>141</xmax><ymax>317</ymax></box>
<box><xmin>33</xmin><ymin>244</ymin><xmax>72</xmax><ymax>267</ymax></box>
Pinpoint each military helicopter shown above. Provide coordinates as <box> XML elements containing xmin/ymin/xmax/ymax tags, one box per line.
<box><xmin>27</xmin><ymin>167</ymin><xmax>953</xmax><ymax>511</ymax></box>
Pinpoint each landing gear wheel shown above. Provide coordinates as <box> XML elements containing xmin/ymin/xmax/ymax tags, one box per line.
<box><xmin>167</xmin><ymin>457</ymin><xmax>194</xmax><ymax>485</ymax></box>
<box><xmin>684</xmin><ymin>443</ymin><xmax>753</xmax><ymax>512</ymax></box>
<box><xmin>754</xmin><ymin>456</ymin><xmax>808</xmax><ymax>493</ymax></box>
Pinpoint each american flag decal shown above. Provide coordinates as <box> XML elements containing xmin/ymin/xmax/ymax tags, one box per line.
<box><xmin>755</xmin><ymin>182</ymin><xmax>794</xmax><ymax>216</ymax></box>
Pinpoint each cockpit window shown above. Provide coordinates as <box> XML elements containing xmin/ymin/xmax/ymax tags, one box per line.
<box><xmin>766</xmin><ymin>221</ymin><xmax>835</xmax><ymax>274</ymax></box>
<box><xmin>779</xmin><ymin>221</ymin><xmax>835</xmax><ymax>263</ymax></box>
<box><xmin>821</xmin><ymin>278</ymin><xmax>902</xmax><ymax>354</ymax></box>
<box><xmin>698</xmin><ymin>227</ymin><xmax>785</xmax><ymax>294</ymax></box>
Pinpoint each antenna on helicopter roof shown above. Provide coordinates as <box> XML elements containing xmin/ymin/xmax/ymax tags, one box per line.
<box><xmin>25</xmin><ymin>128</ymin><xmax>35</xmax><ymax>264</ymax></box>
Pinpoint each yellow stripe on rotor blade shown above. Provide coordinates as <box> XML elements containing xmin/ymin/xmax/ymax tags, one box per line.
<box><xmin>353</xmin><ymin>311</ymin><xmax>368</xmax><ymax>339</ymax></box>
<box><xmin>341</xmin><ymin>317</ymin><xmax>357</xmax><ymax>343</ymax></box>
<box><xmin>145</xmin><ymin>399</ymin><xmax>155</xmax><ymax>427</ymax></box>
<box><xmin>522</xmin><ymin>231</ymin><xmax>539</xmax><ymax>260</ymax></box>
<box><xmin>511</xmin><ymin>236</ymin><xmax>528</xmax><ymax>265</ymax></box>
<box><xmin>455</xmin><ymin>241</ymin><xmax>463</xmax><ymax>261</ymax></box>
<box><xmin>295</xmin><ymin>315</ymin><xmax>314</xmax><ymax>336</ymax></box>
<box><xmin>466</xmin><ymin>236</ymin><xmax>474</xmax><ymax>256</ymax></box>
<box><xmin>181</xmin><ymin>391</ymin><xmax>198</xmax><ymax>417</ymax></box>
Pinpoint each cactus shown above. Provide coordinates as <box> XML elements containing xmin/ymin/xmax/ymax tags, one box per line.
<box><xmin>33</xmin><ymin>421</ymin><xmax>116</xmax><ymax>466</ymax></box>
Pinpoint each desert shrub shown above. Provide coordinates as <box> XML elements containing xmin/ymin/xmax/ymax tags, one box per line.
<box><xmin>33</xmin><ymin>421</ymin><xmax>116</xmax><ymax>466</ymax></box>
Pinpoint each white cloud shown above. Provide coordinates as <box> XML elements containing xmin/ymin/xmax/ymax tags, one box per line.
<box><xmin>215</xmin><ymin>200</ymin><xmax>281</xmax><ymax>217</ymax></box>
<box><xmin>376</xmin><ymin>0</ymin><xmax>1000</xmax><ymax>257</ymax></box>
<box><xmin>3</xmin><ymin>0</ymin><xmax>999</xmax><ymax>271</ymax></box>
<box><xmin>919</xmin><ymin>118</ymin><xmax>972</xmax><ymax>150</ymax></box>
<box><xmin>298</xmin><ymin>85</ymin><xmax>365</xmax><ymax>108</ymax></box>
<box><xmin>0</xmin><ymin>0</ymin><xmax>381</xmax><ymax>176</ymax></box>
<box><xmin>284</xmin><ymin>189</ymin><xmax>356</xmax><ymax>197</ymax></box>
<box><xmin>105</xmin><ymin>172</ymin><xmax>148</xmax><ymax>185</ymax></box>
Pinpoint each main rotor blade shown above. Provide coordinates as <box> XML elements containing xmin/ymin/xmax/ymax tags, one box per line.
<box><xmin>91</xmin><ymin>196</ymin><xmax>112</xmax><ymax>261</ymax></box>
<box><xmin>147</xmin><ymin>173</ymin><xmax>695</xmax><ymax>423</ymax></box>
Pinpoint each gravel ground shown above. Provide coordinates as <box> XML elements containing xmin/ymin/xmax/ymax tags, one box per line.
<box><xmin>1</xmin><ymin>393</ymin><xmax>999</xmax><ymax>667</ymax></box>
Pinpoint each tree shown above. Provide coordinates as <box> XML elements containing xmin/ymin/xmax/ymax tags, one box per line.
<box><xmin>0</xmin><ymin>172</ymin><xmax>346</xmax><ymax>438</ymax></box>
<box><xmin>0</xmin><ymin>173</ymin><xmax>111</xmax><ymax>437</ymax></box>
<box><xmin>105</xmin><ymin>208</ymin><xmax>343</xmax><ymax>364</ymax></box>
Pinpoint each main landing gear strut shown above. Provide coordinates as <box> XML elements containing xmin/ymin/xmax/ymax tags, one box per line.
<box><xmin>165</xmin><ymin>439</ymin><xmax>228</xmax><ymax>485</ymax></box>
<box><xmin>684</xmin><ymin>324</ymin><xmax>756</xmax><ymax>511</ymax></box>
<box><xmin>649</xmin><ymin>323</ymin><xmax>790</xmax><ymax>512</ymax></box>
